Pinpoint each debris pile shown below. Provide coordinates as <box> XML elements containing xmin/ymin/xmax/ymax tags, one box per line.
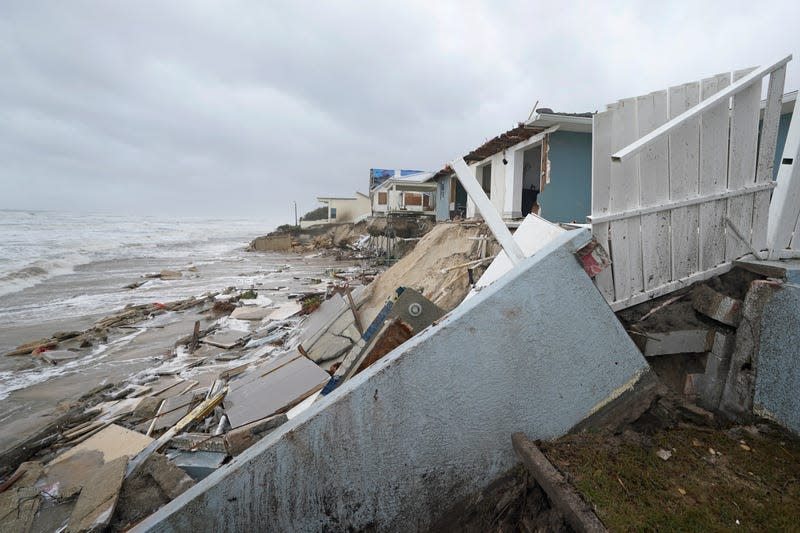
<box><xmin>0</xmin><ymin>221</ymin><xmax>496</xmax><ymax>530</ymax></box>
<box><xmin>617</xmin><ymin>266</ymin><xmax>768</xmax><ymax>417</ymax></box>
<box><xmin>4</xmin><ymin>294</ymin><xmax>218</xmax><ymax>359</ymax></box>
<box><xmin>250</xmin><ymin>216</ymin><xmax>437</xmax><ymax>261</ymax></box>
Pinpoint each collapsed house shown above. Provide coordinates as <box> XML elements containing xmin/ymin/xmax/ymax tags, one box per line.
<box><xmin>369</xmin><ymin>170</ymin><xmax>437</xmax><ymax>217</ymax></box>
<box><xmin>432</xmin><ymin>111</ymin><xmax>593</xmax><ymax>224</ymax></box>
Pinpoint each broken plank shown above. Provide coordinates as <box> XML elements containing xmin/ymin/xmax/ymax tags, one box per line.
<box><xmin>126</xmin><ymin>387</ymin><xmax>228</xmax><ymax>478</ymax></box>
<box><xmin>511</xmin><ymin>432</ymin><xmax>607</xmax><ymax>533</ymax></box>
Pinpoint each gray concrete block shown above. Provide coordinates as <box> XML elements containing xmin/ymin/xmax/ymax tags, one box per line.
<box><xmin>753</xmin><ymin>280</ymin><xmax>800</xmax><ymax>435</ymax></box>
<box><xmin>642</xmin><ymin>329</ymin><xmax>714</xmax><ymax>357</ymax></box>
<box><xmin>692</xmin><ymin>285</ymin><xmax>742</xmax><ymax>326</ymax></box>
<box><xmin>719</xmin><ymin>280</ymin><xmax>781</xmax><ymax>421</ymax></box>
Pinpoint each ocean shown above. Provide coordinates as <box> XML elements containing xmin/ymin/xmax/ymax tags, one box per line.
<box><xmin>0</xmin><ymin>209</ymin><xmax>274</xmax><ymax>344</ymax></box>
<box><xmin>0</xmin><ymin>209</ymin><xmax>368</xmax><ymax>452</ymax></box>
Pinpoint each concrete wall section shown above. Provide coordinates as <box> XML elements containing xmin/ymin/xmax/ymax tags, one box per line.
<box><xmin>538</xmin><ymin>131</ymin><xmax>592</xmax><ymax>223</ymax></box>
<box><xmin>753</xmin><ymin>281</ymin><xmax>800</xmax><ymax>435</ymax></box>
<box><xmin>249</xmin><ymin>234</ymin><xmax>292</xmax><ymax>251</ymax></box>
<box><xmin>138</xmin><ymin>229</ymin><xmax>650</xmax><ymax>533</ymax></box>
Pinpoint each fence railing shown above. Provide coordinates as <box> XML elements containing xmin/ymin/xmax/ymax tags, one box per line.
<box><xmin>591</xmin><ymin>55</ymin><xmax>791</xmax><ymax>310</ymax></box>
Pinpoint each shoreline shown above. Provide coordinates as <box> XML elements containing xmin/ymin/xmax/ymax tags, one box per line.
<box><xmin>0</xmin><ymin>250</ymin><xmax>367</xmax><ymax>454</ymax></box>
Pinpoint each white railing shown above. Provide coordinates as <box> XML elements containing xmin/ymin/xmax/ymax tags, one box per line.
<box><xmin>591</xmin><ymin>55</ymin><xmax>791</xmax><ymax>310</ymax></box>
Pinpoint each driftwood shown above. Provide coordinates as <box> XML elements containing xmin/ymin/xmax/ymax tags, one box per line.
<box><xmin>512</xmin><ymin>432</ymin><xmax>607</xmax><ymax>533</ymax></box>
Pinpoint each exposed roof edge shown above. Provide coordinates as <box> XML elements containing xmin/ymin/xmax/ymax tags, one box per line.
<box><xmin>525</xmin><ymin>112</ymin><xmax>593</xmax><ymax>132</ymax></box>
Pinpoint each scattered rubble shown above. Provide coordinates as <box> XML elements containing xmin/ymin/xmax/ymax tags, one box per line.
<box><xmin>0</xmin><ymin>224</ymin><xmax>482</xmax><ymax>529</ymax></box>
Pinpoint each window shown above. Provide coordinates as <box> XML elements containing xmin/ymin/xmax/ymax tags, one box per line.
<box><xmin>378</xmin><ymin>192</ymin><xmax>387</xmax><ymax>205</ymax></box>
<box><xmin>330</xmin><ymin>207</ymin><xmax>337</xmax><ymax>219</ymax></box>
<box><xmin>405</xmin><ymin>193</ymin><xmax>422</xmax><ymax>206</ymax></box>
<box><xmin>480</xmin><ymin>165</ymin><xmax>491</xmax><ymax>198</ymax></box>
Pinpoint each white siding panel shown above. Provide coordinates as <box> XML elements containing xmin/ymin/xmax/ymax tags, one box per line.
<box><xmin>668</xmin><ymin>82</ymin><xmax>701</xmax><ymax>279</ymax></box>
<box><xmin>698</xmin><ymin>73</ymin><xmax>731</xmax><ymax>270</ymax></box>
<box><xmin>726</xmin><ymin>68</ymin><xmax>761</xmax><ymax>260</ymax></box>
<box><xmin>608</xmin><ymin>99</ymin><xmax>642</xmax><ymax>300</ymax></box>
<box><xmin>637</xmin><ymin>91</ymin><xmax>671</xmax><ymax>290</ymax></box>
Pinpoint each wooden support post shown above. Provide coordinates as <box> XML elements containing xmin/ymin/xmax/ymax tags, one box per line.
<box><xmin>450</xmin><ymin>158</ymin><xmax>525</xmax><ymax>265</ymax></box>
<box><xmin>511</xmin><ymin>432</ymin><xmax>607</xmax><ymax>533</ymax></box>
<box><xmin>189</xmin><ymin>320</ymin><xmax>200</xmax><ymax>354</ymax></box>
<box><xmin>346</xmin><ymin>288</ymin><xmax>364</xmax><ymax>336</ymax></box>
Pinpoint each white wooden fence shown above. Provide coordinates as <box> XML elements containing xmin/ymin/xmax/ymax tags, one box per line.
<box><xmin>591</xmin><ymin>56</ymin><xmax>791</xmax><ymax>310</ymax></box>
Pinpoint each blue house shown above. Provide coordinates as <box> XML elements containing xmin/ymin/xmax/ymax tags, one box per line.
<box><xmin>431</xmin><ymin>110</ymin><xmax>593</xmax><ymax>224</ymax></box>
<box><xmin>432</xmin><ymin>90</ymin><xmax>796</xmax><ymax>224</ymax></box>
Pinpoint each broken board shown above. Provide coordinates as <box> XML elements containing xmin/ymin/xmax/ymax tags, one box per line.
<box><xmin>224</xmin><ymin>353</ymin><xmax>329</xmax><ymax>427</ymax></box>
<box><xmin>230</xmin><ymin>306</ymin><xmax>273</xmax><ymax>321</ymax></box>
<box><xmin>266</xmin><ymin>301</ymin><xmax>303</xmax><ymax>321</ymax></box>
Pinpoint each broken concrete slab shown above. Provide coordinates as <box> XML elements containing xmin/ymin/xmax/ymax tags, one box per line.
<box><xmin>66</xmin><ymin>455</ymin><xmax>127</xmax><ymax>533</ymax></box>
<box><xmin>306</xmin><ymin>331</ymin><xmax>354</xmax><ymax>364</ymax></box>
<box><xmin>92</xmin><ymin>397</ymin><xmax>144</xmax><ymax>421</ymax></box>
<box><xmin>230</xmin><ymin>306</ymin><xmax>273</xmax><ymax>321</ymax></box>
<box><xmin>692</xmin><ymin>285</ymin><xmax>742</xmax><ymax>326</ymax></box>
<box><xmin>138</xmin><ymin>229</ymin><xmax>652</xmax><ymax>532</ymax></box>
<box><xmin>131</xmin><ymin>396</ymin><xmax>163</xmax><ymax>421</ymax></box>
<box><xmin>720</xmin><ymin>280</ymin><xmax>782</xmax><ymax>421</ymax></box>
<box><xmin>55</xmin><ymin>424</ymin><xmax>153</xmax><ymax>465</ymax></box>
<box><xmin>111</xmin><ymin>453</ymin><xmax>194</xmax><ymax>531</ymax></box>
<box><xmin>224</xmin><ymin>353</ymin><xmax>329</xmax><ymax>427</ymax></box>
<box><xmin>298</xmin><ymin>293</ymin><xmax>347</xmax><ymax>346</ymax></box>
<box><xmin>697</xmin><ymin>332</ymin><xmax>736</xmax><ymax>410</ymax></box>
<box><xmin>201</xmin><ymin>330</ymin><xmax>248</xmax><ymax>349</ymax></box>
<box><xmin>265</xmin><ymin>301</ymin><xmax>302</xmax><ymax>321</ymax></box>
<box><xmin>640</xmin><ymin>329</ymin><xmax>715</xmax><ymax>357</ymax></box>
<box><xmin>166</xmin><ymin>450</ymin><xmax>226</xmax><ymax>481</ymax></box>
<box><xmin>224</xmin><ymin>414</ymin><xmax>288</xmax><ymax>456</ymax></box>
<box><xmin>753</xmin><ymin>278</ymin><xmax>800</xmax><ymax>435</ymax></box>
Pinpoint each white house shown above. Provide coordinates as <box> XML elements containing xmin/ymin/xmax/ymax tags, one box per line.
<box><xmin>370</xmin><ymin>171</ymin><xmax>437</xmax><ymax>217</ymax></box>
<box><xmin>300</xmin><ymin>193</ymin><xmax>371</xmax><ymax>228</ymax></box>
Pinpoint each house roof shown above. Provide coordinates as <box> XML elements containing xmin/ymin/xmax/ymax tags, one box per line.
<box><xmin>372</xmin><ymin>171</ymin><xmax>437</xmax><ymax>191</ymax></box>
<box><xmin>431</xmin><ymin>165</ymin><xmax>453</xmax><ymax>180</ymax></box>
<box><xmin>462</xmin><ymin>124</ymin><xmax>545</xmax><ymax>163</ymax></box>
<box><xmin>526</xmin><ymin>108</ymin><xmax>593</xmax><ymax>132</ymax></box>
<box><xmin>317</xmin><ymin>192</ymin><xmax>369</xmax><ymax>202</ymax></box>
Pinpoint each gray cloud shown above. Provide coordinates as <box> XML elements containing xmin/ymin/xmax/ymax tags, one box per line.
<box><xmin>1</xmin><ymin>0</ymin><xmax>798</xmax><ymax>226</ymax></box>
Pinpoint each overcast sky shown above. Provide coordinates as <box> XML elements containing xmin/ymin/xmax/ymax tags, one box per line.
<box><xmin>1</xmin><ymin>1</ymin><xmax>798</xmax><ymax>226</ymax></box>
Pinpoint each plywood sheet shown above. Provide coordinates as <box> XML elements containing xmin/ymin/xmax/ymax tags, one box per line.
<box><xmin>225</xmin><ymin>356</ymin><xmax>329</xmax><ymax>427</ymax></box>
